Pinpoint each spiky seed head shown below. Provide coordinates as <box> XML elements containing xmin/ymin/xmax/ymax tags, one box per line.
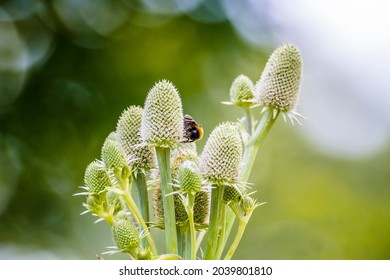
<box><xmin>178</xmin><ymin>160</ymin><xmax>202</xmax><ymax>194</ymax></box>
<box><xmin>84</xmin><ymin>160</ymin><xmax>111</xmax><ymax>194</ymax></box>
<box><xmin>229</xmin><ymin>75</ymin><xmax>255</xmax><ymax>106</ymax></box>
<box><xmin>141</xmin><ymin>80</ymin><xmax>184</xmax><ymax>148</ymax></box>
<box><xmin>112</xmin><ymin>218</ymin><xmax>140</xmax><ymax>253</ymax></box>
<box><xmin>101</xmin><ymin>134</ymin><xmax>127</xmax><ymax>169</ymax></box>
<box><xmin>223</xmin><ymin>185</ymin><xmax>242</xmax><ymax>203</ymax></box>
<box><xmin>199</xmin><ymin>122</ymin><xmax>243</xmax><ymax>185</ymax></box>
<box><xmin>116</xmin><ymin>106</ymin><xmax>156</xmax><ymax>171</ymax></box>
<box><xmin>153</xmin><ymin>186</ymin><xmax>209</xmax><ymax>227</ymax></box>
<box><xmin>255</xmin><ymin>43</ymin><xmax>302</xmax><ymax>112</ymax></box>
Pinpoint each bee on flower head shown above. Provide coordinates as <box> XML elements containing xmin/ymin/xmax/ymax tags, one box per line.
<box><xmin>181</xmin><ymin>115</ymin><xmax>204</xmax><ymax>143</ymax></box>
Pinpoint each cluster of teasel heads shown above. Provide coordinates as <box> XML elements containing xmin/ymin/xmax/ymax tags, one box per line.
<box><xmin>76</xmin><ymin>43</ymin><xmax>303</xmax><ymax>260</ymax></box>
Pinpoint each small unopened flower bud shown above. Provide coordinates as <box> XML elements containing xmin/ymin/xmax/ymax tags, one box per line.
<box><xmin>116</xmin><ymin>106</ymin><xmax>156</xmax><ymax>171</ymax></box>
<box><xmin>199</xmin><ymin>122</ymin><xmax>243</xmax><ymax>185</ymax></box>
<box><xmin>112</xmin><ymin>219</ymin><xmax>140</xmax><ymax>253</ymax></box>
<box><xmin>178</xmin><ymin>160</ymin><xmax>202</xmax><ymax>194</ymax></box>
<box><xmin>240</xmin><ymin>195</ymin><xmax>256</xmax><ymax>216</ymax></box>
<box><xmin>106</xmin><ymin>191</ymin><xmax>124</xmax><ymax>214</ymax></box>
<box><xmin>141</xmin><ymin>80</ymin><xmax>184</xmax><ymax>148</ymax></box>
<box><xmin>84</xmin><ymin>160</ymin><xmax>111</xmax><ymax>194</ymax></box>
<box><xmin>255</xmin><ymin>43</ymin><xmax>302</xmax><ymax>112</ymax></box>
<box><xmin>224</xmin><ymin>75</ymin><xmax>254</xmax><ymax>107</ymax></box>
<box><xmin>101</xmin><ymin>133</ymin><xmax>127</xmax><ymax>169</ymax></box>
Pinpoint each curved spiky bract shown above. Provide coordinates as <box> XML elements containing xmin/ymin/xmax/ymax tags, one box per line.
<box><xmin>116</xmin><ymin>106</ymin><xmax>156</xmax><ymax>171</ymax></box>
<box><xmin>178</xmin><ymin>160</ymin><xmax>202</xmax><ymax>194</ymax></box>
<box><xmin>255</xmin><ymin>43</ymin><xmax>302</xmax><ymax>112</ymax></box>
<box><xmin>84</xmin><ymin>160</ymin><xmax>111</xmax><ymax>194</ymax></box>
<box><xmin>101</xmin><ymin>134</ymin><xmax>127</xmax><ymax>169</ymax></box>
<box><xmin>112</xmin><ymin>218</ymin><xmax>140</xmax><ymax>253</ymax></box>
<box><xmin>229</xmin><ymin>75</ymin><xmax>254</xmax><ymax>106</ymax></box>
<box><xmin>141</xmin><ymin>80</ymin><xmax>184</xmax><ymax>148</ymax></box>
<box><xmin>199</xmin><ymin>122</ymin><xmax>243</xmax><ymax>185</ymax></box>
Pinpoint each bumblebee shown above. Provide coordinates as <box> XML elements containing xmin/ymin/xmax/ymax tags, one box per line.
<box><xmin>181</xmin><ymin>115</ymin><xmax>204</xmax><ymax>143</ymax></box>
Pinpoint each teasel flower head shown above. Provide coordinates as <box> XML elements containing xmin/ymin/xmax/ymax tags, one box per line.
<box><xmin>199</xmin><ymin>122</ymin><xmax>243</xmax><ymax>186</ymax></box>
<box><xmin>101</xmin><ymin>132</ymin><xmax>127</xmax><ymax>170</ymax></box>
<box><xmin>141</xmin><ymin>80</ymin><xmax>184</xmax><ymax>148</ymax></box>
<box><xmin>178</xmin><ymin>160</ymin><xmax>203</xmax><ymax>194</ymax></box>
<box><xmin>84</xmin><ymin>160</ymin><xmax>111</xmax><ymax>194</ymax></box>
<box><xmin>112</xmin><ymin>218</ymin><xmax>140</xmax><ymax>255</ymax></box>
<box><xmin>254</xmin><ymin>43</ymin><xmax>304</xmax><ymax>125</ymax></box>
<box><xmin>116</xmin><ymin>105</ymin><xmax>156</xmax><ymax>173</ymax></box>
<box><xmin>222</xmin><ymin>74</ymin><xmax>255</xmax><ymax>107</ymax></box>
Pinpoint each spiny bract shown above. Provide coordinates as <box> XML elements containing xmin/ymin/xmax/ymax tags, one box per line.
<box><xmin>116</xmin><ymin>105</ymin><xmax>156</xmax><ymax>171</ymax></box>
<box><xmin>199</xmin><ymin>122</ymin><xmax>243</xmax><ymax>185</ymax></box>
<box><xmin>141</xmin><ymin>80</ymin><xmax>184</xmax><ymax>148</ymax></box>
<box><xmin>255</xmin><ymin>43</ymin><xmax>302</xmax><ymax>112</ymax></box>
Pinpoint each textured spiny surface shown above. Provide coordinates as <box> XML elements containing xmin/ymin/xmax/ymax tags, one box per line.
<box><xmin>199</xmin><ymin>122</ymin><xmax>243</xmax><ymax>185</ymax></box>
<box><xmin>153</xmin><ymin>186</ymin><xmax>209</xmax><ymax>226</ymax></box>
<box><xmin>255</xmin><ymin>44</ymin><xmax>302</xmax><ymax>112</ymax></box>
<box><xmin>112</xmin><ymin>219</ymin><xmax>140</xmax><ymax>252</ymax></box>
<box><xmin>101</xmin><ymin>134</ymin><xmax>127</xmax><ymax>169</ymax></box>
<box><xmin>230</xmin><ymin>75</ymin><xmax>254</xmax><ymax>105</ymax></box>
<box><xmin>141</xmin><ymin>80</ymin><xmax>184</xmax><ymax>148</ymax></box>
<box><xmin>178</xmin><ymin>160</ymin><xmax>202</xmax><ymax>194</ymax></box>
<box><xmin>116</xmin><ymin>106</ymin><xmax>156</xmax><ymax>171</ymax></box>
<box><xmin>84</xmin><ymin>160</ymin><xmax>111</xmax><ymax>194</ymax></box>
<box><xmin>223</xmin><ymin>185</ymin><xmax>242</xmax><ymax>203</ymax></box>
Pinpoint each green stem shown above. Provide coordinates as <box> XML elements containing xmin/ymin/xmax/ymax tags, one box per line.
<box><xmin>240</xmin><ymin>108</ymin><xmax>278</xmax><ymax>181</ymax></box>
<box><xmin>133</xmin><ymin>172</ymin><xmax>149</xmax><ymax>247</ymax></box>
<box><xmin>215</xmin><ymin>202</ymin><xmax>227</xmax><ymax>259</ymax></box>
<box><xmin>187</xmin><ymin>193</ymin><xmax>197</xmax><ymax>260</ymax></box>
<box><xmin>155</xmin><ymin>146</ymin><xmax>178</xmax><ymax>254</ymax></box>
<box><xmin>114</xmin><ymin>170</ymin><xmax>158</xmax><ymax>257</ymax></box>
<box><xmin>204</xmin><ymin>185</ymin><xmax>225</xmax><ymax>260</ymax></box>
<box><xmin>222</xmin><ymin>108</ymin><xmax>278</xmax><ymax>257</ymax></box>
<box><xmin>243</xmin><ymin>106</ymin><xmax>253</xmax><ymax>135</ymax></box>
<box><xmin>195</xmin><ymin>231</ymin><xmax>206</xmax><ymax>253</ymax></box>
<box><xmin>223</xmin><ymin>204</ymin><xmax>252</xmax><ymax>260</ymax></box>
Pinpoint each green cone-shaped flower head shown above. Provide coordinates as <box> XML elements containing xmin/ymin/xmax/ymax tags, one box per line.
<box><xmin>84</xmin><ymin>160</ymin><xmax>111</xmax><ymax>194</ymax></box>
<box><xmin>141</xmin><ymin>80</ymin><xmax>184</xmax><ymax>148</ymax></box>
<box><xmin>255</xmin><ymin>43</ymin><xmax>302</xmax><ymax>112</ymax></box>
<box><xmin>116</xmin><ymin>106</ymin><xmax>156</xmax><ymax>171</ymax></box>
<box><xmin>178</xmin><ymin>160</ymin><xmax>202</xmax><ymax>194</ymax></box>
<box><xmin>229</xmin><ymin>75</ymin><xmax>254</xmax><ymax>106</ymax></box>
<box><xmin>199</xmin><ymin>122</ymin><xmax>243</xmax><ymax>185</ymax></box>
<box><xmin>112</xmin><ymin>218</ymin><xmax>140</xmax><ymax>253</ymax></box>
<box><xmin>101</xmin><ymin>132</ymin><xmax>127</xmax><ymax>169</ymax></box>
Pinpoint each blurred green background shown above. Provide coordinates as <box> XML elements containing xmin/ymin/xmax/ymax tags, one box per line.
<box><xmin>0</xmin><ymin>0</ymin><xmax>389</xmax><ymax>259</ymax></box>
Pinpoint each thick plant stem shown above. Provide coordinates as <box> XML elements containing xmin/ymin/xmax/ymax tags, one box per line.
<box><xmin>240</xmin><ymin>108</ymin><xmax>277</xmax><ymax>181</ymax></box>
<box><xmin>155</xmin><ymin>146</ymin><xmax>178</xmax><ymax>254</ymax></box>
<box><xmin>204</xmin><ymin>185</ymin><xmax>225</xmax><ymax>260</ymax></box>
<box><xmin>187</xmin><ymin>193</ymin><xmax>197</xmax><ymax>260</ymax></box>
<box><xmin>114</xmin><ymin>170</ymin><xmax>158</xmax><ymax>256</ymax></box>
<box><xmin>133</xmin><ymin>172</ymin><xmax>149</xmax><ymax>247</ymax></box>
<box><xmin>215</xmin><ymin>202</ymin><xmax>227</xmax><ymax>259</ymax></box>
<box><xmin>243</xmin><ymin>106</ymin><xmax>253</xmax><ymax>135</ymax></box>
